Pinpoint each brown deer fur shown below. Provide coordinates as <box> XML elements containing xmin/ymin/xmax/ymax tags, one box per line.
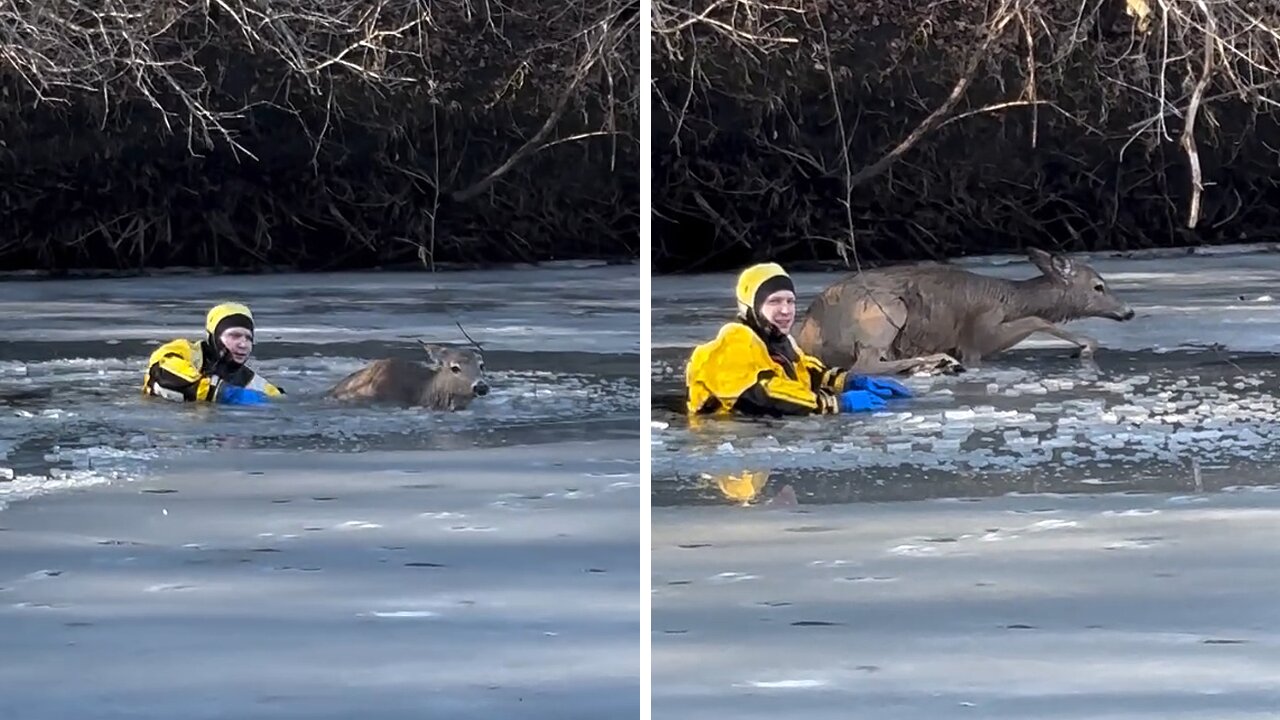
<box><xmin>327</xmin><ymin>343</ymin><xmax>490</xmax><ymax>410</ymax></box>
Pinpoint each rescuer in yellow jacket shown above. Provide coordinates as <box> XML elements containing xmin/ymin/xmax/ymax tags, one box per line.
<box><xmin>142</xmin><ymin>302</ymin><xmax>285</xmax><ymax>405</ymax></box>
<box><xmin>685</xmin><ymin>263</ymin><xmax>913</xmax><ymax>417</ymax></box>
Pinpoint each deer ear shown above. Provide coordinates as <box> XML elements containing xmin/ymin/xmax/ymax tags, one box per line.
<box><xmin>1050</xmin><ymin>254</ymin><xmax>1076</xmax><ymax>279</ymax></box>
<box><xmin>1026</xmin><ymin>247</ymin><xmax>1074</xmax><ymax>282</ymax></box>
<box><xmin>418</xmin><ymin>342</ymin><xmax>445</xmax><ymax>370</ymax></box>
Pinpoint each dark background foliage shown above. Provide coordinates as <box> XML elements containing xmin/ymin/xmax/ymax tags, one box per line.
<box><xmin>0</xmin><ymin>0</ymin><xmax>640</xmax><ymax>274</ymax></box>
<box><xmin>652</xmin><ymin>0</ymin><xmax>1280</xmax><ymax>274</ymax></box>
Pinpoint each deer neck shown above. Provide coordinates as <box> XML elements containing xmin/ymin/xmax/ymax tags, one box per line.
<box><xmin>419</xmin><ymin>381</ymin><xmax>468</xmax><ymax>410</ymax></box>
<box><xmin>418</xmin><ymin>382</ymin><xmax>447</xmax><ymax>409</ymax></box>
<box><xmin>1008</xmin><ymin>276</ymin><xmax>1075</xmax><ymax>323</ymax></box>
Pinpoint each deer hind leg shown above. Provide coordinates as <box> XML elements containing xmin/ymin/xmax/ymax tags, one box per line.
<box><xmin>974</xmin><ymin>316</ymin><xmax>1099</xmax><ymax>359</ymax></box>
<box><xmin>327</xmin><ymin>364</ymin><xmax>384</xmax><ymax>401</ymax></box>
<box><xmin>845</xmin><ymin>296</ymin><xmax>963</xmax><ymax>377</ymax></box>
<box><xmin>851</xmin><ymin>353</ymin><xmax>965</xmax><ymax>376</ymax></box>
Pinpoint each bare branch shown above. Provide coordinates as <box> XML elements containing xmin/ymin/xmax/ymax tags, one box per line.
<box><xmin>450</xmin><ymin>16</ymin><xmax>620</xmax><ymax>202</ymax></box>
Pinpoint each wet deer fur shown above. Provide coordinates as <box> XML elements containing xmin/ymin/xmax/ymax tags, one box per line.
<box><xmin>793</xmin><ymin>248</ymin><xmax>1136</xmax><ymax>375</ymax></box>
<box><xmin>327</xmin><ymin>341</ymin><xmax>490</xmax><ymax>410</ymax></box>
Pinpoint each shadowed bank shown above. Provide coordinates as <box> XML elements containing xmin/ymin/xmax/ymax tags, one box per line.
<box><xmin>651</xmin><ymin>0</ymin><xmax>1280</xmax><ymax>273</ymax></box>
<box><xmin>1</xmin><ymin>1</ymin><xmax>640</xmax><ymax>273</ymax></box>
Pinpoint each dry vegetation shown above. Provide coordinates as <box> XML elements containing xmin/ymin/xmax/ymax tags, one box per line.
<box><xmin>0</xmin><ymin>0</ymin><xmax>640</xmax><ymax>273</ymax></box>
<box><xmin>651</xmin><ymin>0</ymin><xmax>1280</xmax><ymax>273</ymax></box>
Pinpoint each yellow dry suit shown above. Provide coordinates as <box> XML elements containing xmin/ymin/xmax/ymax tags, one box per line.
<box><xmin>142</xmin><ymin>302</ymin><xmax>285</xmax><ymax>403</ymax></box>
<box><xmin>685</xmin><ymin>263</ymin><xmax>851</xmax><ymax>416</ymax></box>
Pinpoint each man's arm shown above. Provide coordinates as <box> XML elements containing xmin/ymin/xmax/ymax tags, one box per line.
<box><xmin>799</xmin><ymin>352</ymin><xmax>851</xmax><ymax>394</ymax></box>
<box><xmin>144</xmin><ymin>341</ymin><xmax>215</xmax><ymax>402</ymax></box>
<box><xmin>733</xmin><ymin>372</ymin><xmax>839</xmax><ymax>415</ymax></box>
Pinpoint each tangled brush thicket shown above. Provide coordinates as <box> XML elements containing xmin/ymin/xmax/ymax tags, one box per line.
<box><xmin>652</xmin><ymin>0</ymin><xmax>1280</xmax><ymax>273</ymax></box>
<box><xmin>0</xmin><ymin>0</ymin><xmax>640</xmax><ymax>273</ymax></box>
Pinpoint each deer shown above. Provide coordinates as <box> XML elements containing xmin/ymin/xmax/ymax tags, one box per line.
<box><xmin>793</xmin><ymin>247</ymin><xmax>1136</xmax><ymax>375</ymax></box>
<box><xmin>326</xmin><ymin>324</ymin><xmax>490</xmax><ymax>410</ymax></box>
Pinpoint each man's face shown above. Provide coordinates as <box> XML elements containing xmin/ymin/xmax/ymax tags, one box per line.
<box><xmin>759</xmin><ymin>289</ymin><xmax>796</xmax><ymax>334</ymax></box>
<box><xmin>219</xmin><ymin>327</ymin><xmax>254</xmax><ymax>364</ymax></box>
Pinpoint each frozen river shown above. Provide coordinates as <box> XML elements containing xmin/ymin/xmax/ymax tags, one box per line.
<box><xmin>0</xmin><ymin>263</ymin><xmax>641</xmax><ymax>720</ymax></box>
<box><xmin>651</xmin><ymin>245</ymin><xmax>1280</xmax><ymax>720</ymax></box>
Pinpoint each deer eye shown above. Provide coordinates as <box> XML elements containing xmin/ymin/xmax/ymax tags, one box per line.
<box><xmin>1093</xmin><ymin>282</ymin><xmax>1106</xmax><ymax>292</ymax></box>
<box><xmin>449</xmin><ymin>364</ymin><xmax>462</xmax><ymax>373</ymax></box>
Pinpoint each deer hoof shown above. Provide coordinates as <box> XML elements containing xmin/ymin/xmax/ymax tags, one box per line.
<box><xmin>909</xmin><ymin>354</ymin><xmax>965</xmax><ymax>376</ymax></box>
<box><xmin>932</xmin><ymin>354</ymin><xmax>966</xmax><ymax>375</ymax></box>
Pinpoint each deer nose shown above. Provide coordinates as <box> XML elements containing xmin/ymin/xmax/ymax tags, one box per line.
<box><xmin>1120</xmin><ymin>307</ymin><xmax>1136</xmax><ymax>320</ymax></box>
<box><xmin>472</xmin><ymin>380</ymin><xmax>490</xmax><ymax>396</ymax></box>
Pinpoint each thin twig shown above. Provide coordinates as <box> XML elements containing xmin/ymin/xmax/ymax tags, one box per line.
<box><xmin>1179</xmin><ymin>0</ymin><xmax>1216</xmax><ymax>228</ymax></box>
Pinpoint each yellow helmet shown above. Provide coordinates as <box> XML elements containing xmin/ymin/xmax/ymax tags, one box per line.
<box><xmin>205</xmin><ymin>302</ymin><xmax>255</xmax><ymax>341</ymax></box>
<box><xmin>735</xmin><ymin>262</ymin><xmax>794</xmax><ymax>315</ymax></box>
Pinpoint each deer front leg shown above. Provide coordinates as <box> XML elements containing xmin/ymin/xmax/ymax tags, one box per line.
<box><xmin>977</xmin><ymin>316</ymin><xmax>1099</xmax><ymax>358</ymax></box>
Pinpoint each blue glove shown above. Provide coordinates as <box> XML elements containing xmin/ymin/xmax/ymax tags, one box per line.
<box><xmin>847</xmin><ymin>375</ymin><xmax>913</xmax><ymax>399</ymax></box>
<box><xmin>838</xmin><ymin>389</ymin><xmax>887</xmax><ymax>413</ymax></box>
<box><xmin>218</xmin><ymin>385</ymin><xmax>271</xmax><ymax>406</ymax></box>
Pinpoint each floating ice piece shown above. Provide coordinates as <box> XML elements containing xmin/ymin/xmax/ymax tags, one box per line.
<box><xmin>359</xmin><ymin>610</ymin><xmax>439</xmax><ymax>618</ymax></box>
<box><xmin>1104</xmin><ymin>539</ymin><xmax>1160</xmax><ymax>550</ymax></box>
<box><xmin>712</xmin><ymin>572</ymin><xmax>758</xmax><ymax>582</ymax></box>
<box><xmin>741</xmin><ymin>679</ymin><xmax>827</xmax><ymax>689</ymax></box>
<box><xmin>1028</xmin><ymin>519</ymin><xmax>1079</xmax><ymax>531</ymax></box>
<box><xmin>888</xmin><ymin>544</ymin><xmax>938</xmax><ymax>556</ymax></box>
<box><xmin>1222</xmin><ymin>484</ymin><xmax>1280</xmax><ymax>493</ymax></box>
<box><xmin>145</xmin><ymin>583</ymin><xmax>195</xmax><ymax>592</ymax></box>
<box><xmin>336</xmin><ymin>520</ymin><xmax>382</xmax><ymax>530</ymax></box>
<box><xmin>1165</xmin><ymin>495</ymin><xmax>1210</xmax><ymax>505</ymax></box>
<box><xmin>1112</xmin><ymin>405</ymin><xmax>1151</xmax><ymax>420</ymax></box>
